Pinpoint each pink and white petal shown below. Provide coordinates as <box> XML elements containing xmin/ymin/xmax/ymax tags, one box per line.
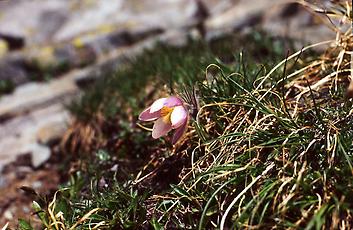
<box><xmin>172</xmin><ymin>119</ymin><xmax>188</xmax><ymax>144</ymax></box>
<box><xmin>152</xmin><ymin>117</ymin><xmax>172</xmax><ymax>139</ymax></box>
<box><xmin>150</xmin><ymin>98</ymin><xmax>168</xmax><ymax>113</ymax></box>
<box><xmin>170</xmin><ymin>106</ymin><xmax>188</xmax><ymax>128</ymax></box>
<box><xmin>139</xmin><ymin>107</ymin><xmax>161</xmax><ymax>121</ymax></box>
<box><xmin>165</xmin><ymin>96</ymin><xmax>183</xmax><ymax>107</ymax></box>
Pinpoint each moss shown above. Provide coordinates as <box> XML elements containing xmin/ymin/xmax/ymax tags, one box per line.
<box><xmin>0</xmin><ymin>79</ymin><xmax>14</xmax><ymax>95</ymax></box>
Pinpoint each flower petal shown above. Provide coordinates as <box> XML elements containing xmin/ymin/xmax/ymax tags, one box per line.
<box><xmin>138</xmin><ymin>107</ymin><xmax>161</xmax><ymax>121</ymax></box>
<box><xmin>172</xmin><ymin>118</ymin><xmax>188</xmax><ymax>144</ymax></box>
<box><xmin>170</xmin><ymin>106</ymin><xmax>187</xmax><ymax>128</ymax></box>
<box><xmin>165</xmin><ymin>96</ymin><xmax>183</xmax><ymax>107</ymax></box>
<box><xmin>152</xmin><ymin>117</ymin><xmax>172</xmax><ymax>139</ymax></box>
<box><xmin>150</xmin><ymin>98</ymin><xmax>168</xmax><ymax>113</ymax></box>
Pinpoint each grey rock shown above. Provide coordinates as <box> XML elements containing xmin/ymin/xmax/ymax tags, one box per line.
<box><xmin>54</xmin><ymin>0</ymin><xmax>198</xmax><ymax>42</ymax></box>
<box><xmin>205</xmin><ymin>0</ymin><xmax>288</xmax><ymax>33</ymax></box>
<box><xmin>37</xmin><ymin>120</ymin><xmax>67</xmax><ymax>145</ymax></box>
<box><xmin>0</xmin><ymin>58</ymin><xmax>28</xmax><ymax>86</ymax></box>
<box><xmin>3</xmin><ymin>209</ymin><xmax>13</xmax><ymax>220</ymax></box>
<box><xmin>199</xmin><ymin>0</ymin><xmax>238</xmax><ymax>17</ymax></box>
<box><xmin>0</xmin><ymin>0</ymin><xmax>69</xmax><ymax>46</ymax></box>
<box><xmin>53</xmin><ymin>44</ymin><xmax>78</xmax><ymax>68</ymax></box>
<box><xmin>36</xmin><ymin>9</ymin><xmax>68</xmax><ymax>43</ymax></box>
<box><xmin>31</xmin><ymin>180</ymin><xmax>43</xmax><ymax>189</ymax></box>
<box><xmin>203</xmin><ymin>0</ymin><xmax>337</xmax><ymax>48</ymax></box>
<box><xmin>261</xmin><ymin>2</ymin><xmax>335</xmax><ymax>45</ymax></box>
<box><xmin>0</xmin><ymin>73</ymin><xmax>78</xmax><ymax>118</ymax></box>
<box><xmin>54</xmin><ymin>44</ymin><xmax>96</xmax><ymax>68</ymax></box>
<box><xmin>0</xmin><ymin>104</ymin><xmax>70</xmax><ymax>167</ymax></box>
<box><xmin>28</xmin><ymin>143</ymin><xmax>51</xmax><ymax>168</ymax></box>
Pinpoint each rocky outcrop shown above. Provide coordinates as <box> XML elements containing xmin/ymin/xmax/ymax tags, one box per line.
<box><xmin>0</xmin><ymin>104</ymin><xmax>67</xmax><ymax>169</ymax></box>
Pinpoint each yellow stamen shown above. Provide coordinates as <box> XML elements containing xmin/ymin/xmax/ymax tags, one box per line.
<box><xmin>160</xmin><ymin>106</ymin><xmax>173</xmax><ymax>123</ymax></box>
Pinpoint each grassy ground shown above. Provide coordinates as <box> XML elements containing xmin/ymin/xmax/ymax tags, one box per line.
<box><xmin>16</xmin><ymin>4</ymin><xmax>353</xmax><ymax>228</ymax></box>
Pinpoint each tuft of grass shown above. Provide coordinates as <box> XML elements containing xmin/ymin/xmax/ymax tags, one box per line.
<box><xmin>23</xmin><ymin>31</ymin><xmax>290</xmax><ymax>229</ymax></box>
<box><xmin>62</xmin><ymin>31</ymin><xmax>285</xmax><ymax>157</ymax></box>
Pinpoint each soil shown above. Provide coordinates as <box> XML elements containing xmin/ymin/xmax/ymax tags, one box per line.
<box><xmin>0</xmin><ymin>146</ymin><xmax>67</xmax><ymax>229</ymax></box>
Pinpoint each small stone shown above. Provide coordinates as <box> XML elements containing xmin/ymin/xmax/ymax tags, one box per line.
<box><xmin>3</xmin><ymin>209</ymin><xmax>13</xmax><ymax>220</ymax></box>
<box><xmin>31</xmin><ymin>181</ymin><xmax>42</xmax><ymax>189</ymax></box>
<box><xmin>29</xmin><ymin>143</ymin><xmax>51</xmax><ymax>168</ymax></box>
<box><xmin>37</xmin><ymin>121</ymin><xmax>67</xmax><ymax>145</ymax></box>
<box><xmin>160</xmin><ymin>29</ymin><xmax>190</xmax><ymax>47</ymax></box>
<box><xmin>110</xmin><ymin>164</ymin><xmax>118</xmax><ymax>171</ymax></box>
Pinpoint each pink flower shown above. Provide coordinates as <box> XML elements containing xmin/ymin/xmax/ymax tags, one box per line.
<box><xmin>139</xmin><ymin>96</ymin><xmax>189</xmax><ymax>144</ymax></box>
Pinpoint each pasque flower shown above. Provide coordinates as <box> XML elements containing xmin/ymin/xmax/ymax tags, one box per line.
<box><xmin>139</xmin><ymin>96</ymin><xmax>189</xmax><ymax>144</ymax></box>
